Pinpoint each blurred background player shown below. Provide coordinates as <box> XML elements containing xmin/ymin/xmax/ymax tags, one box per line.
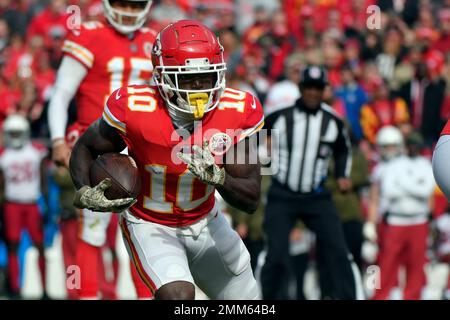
<box><xmin>363</xmin><ymin>126</ymin><xmax>405</xmax><ymax>261</ymax></box>
<box><xmin>372</xmin><ymin>131</ymin><xmax>434</xmax><ymax>300</ymax></box>
<box><xmin>0</xmin><ymin>115</ymin><xmax>48</xmax><ymax>299</ymax></box>
<box><xmin>47</xmin><ymin>0</ymin><xmax>155</xmax><ymax>299</ymax></box>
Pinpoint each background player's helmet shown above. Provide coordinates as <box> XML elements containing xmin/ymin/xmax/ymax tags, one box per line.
<box><xmin>3</xmin><ymin>114</ymin><xmax>30</xmax><ymax>149</ymax></box>
<box><xmin>376</xmin><ymin>125</ymin><xmax>404</xmax><ymax>161</ymax></box>
<box><xmin>103</xmin><ymin>0</ymin><xmax>152</xmax><ymax>34</ymax></box>
<box><xmin>152</xmin><ymin>20</ymin><xmax>227</xmax><ymax>119</ymax></box>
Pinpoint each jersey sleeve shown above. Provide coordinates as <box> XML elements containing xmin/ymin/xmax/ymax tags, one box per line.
<box><xmin>61</xmin><ymin>23</ymin><xmax>97</xmax><ymax>69</ymax></box>
<box><xmin>238</xmin><ymin>93</ymin><xmax>265</xmax><ymax>142</ymax></box>
<box><xmin>103</xmin><ymin>87</ymin><xmax>127</xmax><ymax>135</ymax></box>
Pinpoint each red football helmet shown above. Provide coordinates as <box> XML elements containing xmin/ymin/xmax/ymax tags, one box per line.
<box><xmin>152</xmin><ymin>20</ymin><xmax>227</xmax><ymax>119</ymax></box>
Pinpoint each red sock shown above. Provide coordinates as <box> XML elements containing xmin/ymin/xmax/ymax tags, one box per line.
<box><xmin>7</xmin><ymin>252</ymin><xmax>20</xmax><ymax>294</ymax></box>
<box><xmin>38</xmin><ymin>255</ymin><xmax>46</xmax><ymax>293</ymax></box>
<box><xmin>76</xmin><ymin>239</ymin><xmax>100</xmax><ymax>299</ymax></box>
<box><xmin>130</xmin><ymin>260</ymin><xmax>152</xmax><ymax>299</ymax></box>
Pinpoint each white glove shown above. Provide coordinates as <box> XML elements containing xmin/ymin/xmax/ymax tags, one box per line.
<box><xmin>73</xmin><ymin>178</ymin><xmax>137</xmax><ymax>212</ymax></box>
<box><xmin>361</xmin><ymin>240</ymin><xmax>379</xmax><ymax>264</ymax></box>
<box><xmin>177</xmin><ymin>144</ymin><xmax>225</xmax><ymax>186</ymax></box>
<box><xmin>363</xmin><ymin>222</ymin><xmax>378</xmax><ymax>242</ymax></box>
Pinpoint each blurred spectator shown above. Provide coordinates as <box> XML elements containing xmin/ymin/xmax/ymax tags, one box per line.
<box><xmin>343</xmin><ymin>38</ymin><xmax>364</xmax><ymax>79</ymax></box>
<box><xmin>377</xmin><ymin>0</ymin><xmax>419</xmax><ymax>27</ymax></box>
<box><xmin>361</xmin><ymin>31</ymin><xmax>382</xmax><ymax>62</ymax></box>
<box><xmin>0</xmin><ymin>0</ymin><xmax>30</xmax><ymax>38</ymax></box>
<box><xmin>242</xmin><ymin>5</ymin><xmax>270</xmax><ymax>56</ymax></box>
<box><xmin>254</xmin><ymin>10</ymin><xmax>295</xmax><ymax>81</ymax></box>
<box><xmin>375</xmin><ymin>27</ymin><xmax>407</xmax><ymax>81</ymax></box>
<box><xmin>360</xmin><ymin>78</ymin><xmax>409</xmax><ymax>144</ymax></box>
<box><xmin>323</xmin><ymin>43</ymin><xmax>343</xmax><ymax>87</ymax></box>
<box><xmin>434</xmin><ymin>8</ymin><xmax>450</xmax><ymax>54</ymax></box>
<box><xmin>396</xmin><ymin>61</ymin><xmax>446</xmax><ymax>146</ymax></box>
<box><xmin>323</xmin><ymin>85</ymin><xmax>346</xmax><ymax>118</ymax></box>
<box><xmin>149</xmin><ymin>0</ymin><xmax>187</xmax><ymax>30</ymax></box>
<box><xmin>26</xmin><ymin>0</ymin><xmax>69</xmax><ymax>49</ymax></box>
<box><xmin>218</xmin><ymin>29</ymin><xmax>241</xmax><ymax>74</ymax></box>
<box><xmin>334</xmin><ymin>64</ymin><xmax>368</xmax><ymax>141</ymax></box>
<box><xmin>234</xmin><ymin>56</ymin><xmax>270</xmax><ymax>103</ymax></box>
<box><xmin>0</xmin><ymin>18</ymin><xmax>9</xmax><ymax>53</ymax></box>
<box><xmin>264</xmin><ymin>54</ymin><xmax>302</xmax><ymax>115</ymax></box>
<box><xmin>234</xmin><ymin>0</ymin><xmax>278</xmax><ymax>35</ymax></box>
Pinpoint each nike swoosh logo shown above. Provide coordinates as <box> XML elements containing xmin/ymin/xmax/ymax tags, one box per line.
<box><xmin>116</xmin><ymin>90</ymin><xmax>122</xmax><ymax>100</ymax></box>
<box><xmin>251</xmin><ymin>97</ymin><xmax>257</xmax><ymax>109</ymax></box>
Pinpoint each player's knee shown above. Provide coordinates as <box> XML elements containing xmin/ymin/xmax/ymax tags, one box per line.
<box><xmin>155</xmin><ymin>281</ymin><xmax>195</xmax><ymax>300</ymax></box>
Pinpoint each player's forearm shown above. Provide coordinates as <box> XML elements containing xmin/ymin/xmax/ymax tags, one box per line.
<box><xmin>216</xmin><ymin>171</ymin><xmax>261</xmax><ymax>214</ymax></box>
<box><xmin>367</xmin><ymin>185</ymin><xmax>379</xmax><ymax>223</ymax></box>
<box><xmin>69</xmin><ymin>140</ymin><xmax>96</xmax><ymax>189</ymax></box>
<box><xmin>70</xmin><ymin>120</ymin><xmax>127</xmax><ymax>189</ymax></box>
<box><xmin>48</xmin><ymin>56</ymin><xmax>87</xmax><ymax>141</ymax></box>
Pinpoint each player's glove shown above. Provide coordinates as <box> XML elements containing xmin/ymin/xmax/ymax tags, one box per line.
<box><xmin>177</xmin><ymin>144</ymin><xmax>225</xmax><ymax>186</ymax></box>
<box><xmin>363</xmin><ymin>222</ymin><xmax>378</xmax><ymax>242</ymax></box>
<box><xmin>73</xmin><ymin>178</ymin><xmax>137</xmax><ymax>212</ymax></box>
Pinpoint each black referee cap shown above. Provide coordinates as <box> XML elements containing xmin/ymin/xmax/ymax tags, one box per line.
<box><xmin>300</xmin><ymin>65</ymin><xmax>328</xmax><ymax>87</ymax></box>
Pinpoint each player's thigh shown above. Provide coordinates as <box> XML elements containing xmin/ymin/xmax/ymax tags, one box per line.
<box><xmin>119</xmin><ymin>215</ymin><xmax>194</xmax><ymax>294</ymax></box>
<box><xmin>25</xmin><ymin>204</ymin><xmax>44</xmax><ymax>245</ymax></box>
<box><xmin>79</xmin><ymin>209</ymin><xmax>112</xmax><ymax>247</ymax></box>
<box><xmin>189</xmin><ymin>213</ymin><xmax>259</xmax><ymax>300</ymax></box>
<box><xmin>433</xmin><ymin>135</ymin><xmax>450</xmax><ymax>199</ymax></box>
<box><xmin>3</xmin><ymin>202</ymin><xmax>23</xmax><ymax>244</ymax></box>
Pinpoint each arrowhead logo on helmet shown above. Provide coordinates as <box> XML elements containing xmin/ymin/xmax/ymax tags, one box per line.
<box><xmin>151</xmin><ymin>20</ymin><xmax>227</xmax><ymax>120</ymax></box>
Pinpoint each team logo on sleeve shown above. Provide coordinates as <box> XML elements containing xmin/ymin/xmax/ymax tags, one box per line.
<box><xmin>208</xmin><ymin>133</ymin><xmax>232</xmax><ymax>156</ymax></box>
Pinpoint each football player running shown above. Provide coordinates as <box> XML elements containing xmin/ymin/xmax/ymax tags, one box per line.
<box><xmin>69</xmin><ymin>20</ymin><xmax>264</xmax><ymax>300</ymax></box>
<box><xmin>48</xmin><ymin>0</ymin><xmax>156</xmax><ymax>299</ymax></box>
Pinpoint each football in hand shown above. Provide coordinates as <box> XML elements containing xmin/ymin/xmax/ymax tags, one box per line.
<box><xmin>89</xmin><ymin>153</ymin><xmax>141</xmax><ymax>200</ymax></box>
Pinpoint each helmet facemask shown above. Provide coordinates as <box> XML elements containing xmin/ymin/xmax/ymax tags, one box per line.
<box><xmin>379</xmin><ymin>143</ymin><xmax>403</xmax><ymax>161</ymax></box>
<box><xmin>103</xmin><ymin>0</ymin><xmax>152</xmax><ymax>34</ymax></box>
<box><xmin>154</xmin><ymin>58</ymin><xmax>226</xmax><ymax>120</ymax></box>
<box><xmin>3</xmin><ymin>115</ymin><xmax>30</xmax><ymax>149</ymax></box>
<box><xmin>4</xmin><ymin>130</ymin><xmax>30</xmax><ymax>149</ymax></box>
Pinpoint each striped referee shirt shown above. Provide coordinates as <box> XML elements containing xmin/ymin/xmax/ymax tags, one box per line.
<box><xmin>265</xmin><ymin>98</ymin><xmax>352</xmax><ymax>194</ymax></box>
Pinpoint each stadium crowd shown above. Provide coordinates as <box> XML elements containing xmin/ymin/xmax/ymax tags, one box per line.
<box><xmin>0</xmin><ymin>0</ymin><xmax>449</xmax><ymax>300</ymax></box>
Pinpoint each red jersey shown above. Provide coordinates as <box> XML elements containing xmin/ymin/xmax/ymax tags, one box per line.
<box><xmin>103</xmin><ymin>85</ymin><xmax>265</xmax><ymax>227</ymax></box>
<box><xmin>62</xmin><ymin>21</ymin><xmax>156</xmax><ymax>129</ymax></box>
